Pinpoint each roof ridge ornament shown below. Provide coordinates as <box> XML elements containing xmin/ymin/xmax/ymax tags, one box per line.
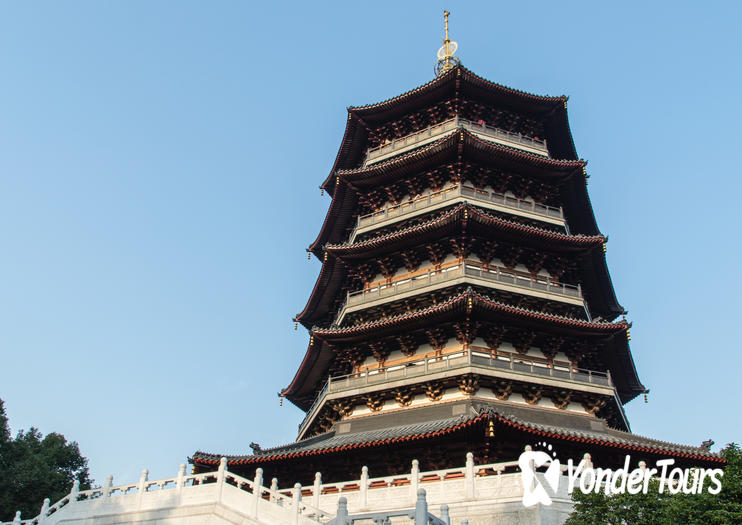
<box><xmin>435</xmin><ymin>10</ymin><xmax>461</xmax><ymax>77</ymax></box>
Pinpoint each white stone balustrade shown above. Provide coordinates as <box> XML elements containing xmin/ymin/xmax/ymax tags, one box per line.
<box><xmin>1</xmin><ymin>459</ymin><xmax>329</xmax><ymax>525</ymax></box>
<box><xmin>1</xmin><ymin>452</ymin><xmax>575</xmax><ymax>525</ymax></box>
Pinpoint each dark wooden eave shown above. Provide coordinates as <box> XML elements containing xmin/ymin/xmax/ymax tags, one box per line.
<box><xmin>308</xmin><ymin>178</ymin><xmax>358</xmax><ymax>260</ymax></box>
<box><xmin>293</xmin><ymin>254</ymin><xmax>346</xmax><ymax>328</ymax></box>
<box><xmin>329</xmin><ymin>204</ymin><xmax>604</xmax><ymax>256</ymax></box>
<box><xmin>337</xmin><ymin>131</ymin><xmax>583</xmax><ymax>190</ymax></box>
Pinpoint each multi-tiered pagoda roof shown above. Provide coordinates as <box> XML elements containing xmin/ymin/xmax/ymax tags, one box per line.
<box><xmin>191</xmin><ymin>65</ymin><xmax>721</xmax><ymax>485</ymax></box>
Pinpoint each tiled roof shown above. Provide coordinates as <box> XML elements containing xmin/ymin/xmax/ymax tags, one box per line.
<box><xmin>191</xmin><ymin>404</ymin><xmax>722</xmax><ymax>466</ymax></box>
<box><xmin>336</xmin><ymin>130</ymin><xmax>584</xmax><ymax>180</ymax></box>
<box><xmin>350</xmin><ymin>66</ymin><xmax>564</xmax><ymax>114</ymax></box>
<box><xmin>308</xmin><ymin>176</ymin><xmax>356</xmax><ymax>257</ymax></box>
<box><xmin>294</xmin><ymin>253</ymin><xmax>344</xmax><ymax>326</ymax></box>
<box><xmin>192</xmin><ymin>413</ymin><xmax>481</xmax><ymax>464</ymax></box>
<box><xmin>487</xmin><ymin>404</ymin><xmax>723</xmax><ymax>462</ymax></box>
<box><xmin>326</xmin><ymin>203</ymin><xmax>604</xmax><ymax>256</ymax></box>
<box><xmin>312</xmin><ymin>287</ymin><xmax>626</xmax><ymax>338</ymax></box>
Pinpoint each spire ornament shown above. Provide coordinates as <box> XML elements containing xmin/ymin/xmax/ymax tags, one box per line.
<box><xmin>435</xmin><ymin>10</ymin><xmax>461</xmax><ymax>76</ymax></box>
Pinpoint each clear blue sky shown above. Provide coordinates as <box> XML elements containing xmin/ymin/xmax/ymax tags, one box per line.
<box><xmin>1</xmin><ymin>1</ymin><xmax>740</xmax><ymax>486</ymax></box>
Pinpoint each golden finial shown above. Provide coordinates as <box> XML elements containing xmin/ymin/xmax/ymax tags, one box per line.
<box><xmin>435</xmin><ymin>10</ymin><xmax>461</xmax><ymax>77</ymax></box>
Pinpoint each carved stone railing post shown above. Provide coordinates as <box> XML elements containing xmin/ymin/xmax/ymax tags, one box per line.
<box><xmin>414</xmin><ymin>488</ymin><xmax>428</xmax><ymax>525</ymax></box>
<box><xmin>138</xmin><ymin>469</ymin><xmax>149</xmax><ymax>492</ymax></box>
<box><xmin>252</xmin><ymin>468</ymin><xmax>263</xmax><ymax>518</ymax></box>
<box><xmin>312</xmin><ymin>472</ymin><xmax>322</xmax><ymax>510</ymax></box>
<box><xmin>335</xmin><ymin>496</ymin><xmax>349</xmax><ymax>524</ymax></box>
<box><xmin>175</xmin><ymin>464</ymin><xmax>186</xmax><ymax>494</ymax></box>
<box><xmin>360</xmin><ymin>466</ymin><xmax>369</xmax><ymax>509</ymax></box>
<box><xmin>440</xmin><ymin>504</ymin><xmax>450</xmax><ymax>525</ymax></box>
<box><xmin>103</xmin><ymin>475</ymin><xmax>113</xmax><ymax>497</ymax></box>
<box><xmin>217</xmin><ymin>457</ymin><xmax>227</xmax><ymax>482</ymax></box>
<box><xmin>270</xmin><ymin>478</ymin><xmax>279</xmax><ymax>504</ymax></box>
<box><xmin>292</xmin><ymin>483</ymin><xmax>302</xmax><ymax>525</ymax></box>
<box><xmin>410</xmin><ymin>459</ymin><xmax>419</xmax><ymax>505</ymax></box>
<box><xmin>216</xmin><ymin>458</ymin><xmax>227</xmax><ymax>503</ymax></box>
<box><xmin>69</xmin><ymin>480</ymin><xmax>80</xmax><ymax>505</ymax></box>
<box><xmin>136</xmin><ymin>469</ymin><xmax>149</xmax><ymax>508</ymax></box>
<box><xmin>38</xmin><ymin>498</ymin><xmax>50</xmax><ymax>524</ymax></box>
<box><xmin>465</xmin><ymin>452</ymin><xmax>475</xmax><ymax>500</ymax></box>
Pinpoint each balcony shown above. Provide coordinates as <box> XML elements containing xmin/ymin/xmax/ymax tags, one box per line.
<box><xmin>297</xmin><ymin>346</ymin><xmax>613</xmax><ymax>438</ymax></box>
<box><xmin>335</xmin><ymin>260</ymin><xmax>584</xmax><ymax>325</ymax></box>
<box><xmin>351</xmin><ymin>184</ymin><xmax>564</xmax><ymax>241</ymax></box>
<box><xmin>363</xmin><ymin>117</ymin><xmax>549</xmax><ymax>167</ymax></box>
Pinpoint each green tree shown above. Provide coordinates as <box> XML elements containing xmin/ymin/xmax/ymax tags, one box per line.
<box><xmin>0</xmin><ymin>399</ymin><xmax>93</xmax><ymax>521</ymax></box>
<box><xmin>566</xmin><ymin>443</ymin><xmax>742</xmax><ymax>525</ymax></box>
<box><xmin>0</xmin><ymin>400</ymin><xmax>9</xmax><ymax>445</ymax></box>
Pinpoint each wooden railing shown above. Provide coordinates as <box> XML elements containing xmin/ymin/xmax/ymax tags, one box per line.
<box><xmin>364</xmin><ymin>117</ymin><xmax>548</xmax><ymax>166</ymax></box>
<box><xmin>297</xmin><ymin>346</ymin><xmax>611</xmax><ymax>436</ymax></box>
<box><xmin>333</xmin><ymin>260</ymin><xmax>583</xmax><ymax>325</ymax></box>
<box><xmin>355</xmin><ymin>184</ymin><xmax>563</xmax><ymax>235</ymax></box>
<box><xmin>347</xmin><ymin>260</ymin><xmax>580</xmax><ymax>307</ymax></box>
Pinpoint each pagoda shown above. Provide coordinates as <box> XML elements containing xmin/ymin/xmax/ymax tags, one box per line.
<box><xmin>191</xmin><ymin>13</ymin><xmax>722</xmax><ymax>486</ymax></box>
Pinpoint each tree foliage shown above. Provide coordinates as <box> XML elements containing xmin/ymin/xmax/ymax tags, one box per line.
<box><xmin>566</xmin><ymin>443</ymin><xmax>742</xmax><ymax>525</ymax></box>
<box><xmin>0</xmin><ymin>399</ymin><xmax>93</xmax><ymax>521</ymax></box>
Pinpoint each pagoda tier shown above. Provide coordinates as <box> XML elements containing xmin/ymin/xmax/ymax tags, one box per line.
<box><xmin>297</xmin><ymin>203</ymin><xmax>617</xmax><ymax>328</ymax></box>
<box><xmin>321</xmin><ymin>66</ymin><xmax>578</xmax><ymax>195</ymax></box>
<box><xmin>310</xmin><ymin>129</ymin><xmax>601</xmax><ymax>258</ymax></box>
<box><xmin>284</xmin><ymin>288</ymin><xmax>643</xmax><ymax>424</ymax></box>
<box><xmin>191</xmin><ymin>403</ymin><xmax>722</xmax><ymax>487</ymax></box>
